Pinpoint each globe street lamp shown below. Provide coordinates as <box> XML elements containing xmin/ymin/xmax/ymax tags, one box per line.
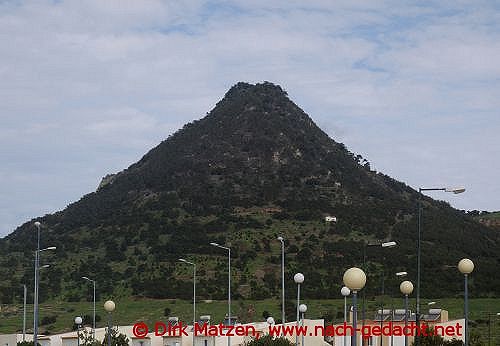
<box><xmin>341</xmin><ymin>286</ymin><xmax>351</xmax><ymax>346</ymax></box>
<box><xmin>104</xmin><ymin>300</ymin><xmax>116</xmax><ymax>346</ymax></box>
<box><xmin>75</xmin><ymin>316</ymin><xmax>83</xmax><ymax>346</ymax></box>
<box><xmin>294</xmin><ymin>273</ymin><xmax>305</xmax><ymax>346</ymax></box>
<box><xmin>277</xmin><ymin>236</ymin><xmax>285</xmax><ymax>325</ymax></box>
<box><xmin>458</xmin><ymin>258</ymin><xmax>474</xmax><ymax>346</ymax></box>
<box><xmin>299</xmin><ymin>304</ymin><xmax>307</xmax><ymax>346</ymax></box>
<box><xmin>344</xmin><ymin>267</ymin><xmax>366</xmax><ymax>346</ymax></box>
<box><xmin>416</xmin><ymin>186</ymin><xmax>465</xmax><ymax>346</ymax></box>
<box><xmin>179</xmin><ymin>258</ymin><xmax>196</xmax><ymax>346</ymax></box>
<box><xmin>400</xmin><ymin>281</ymin><xmax>414</xmax><ymax>346</ymax></box>
<box><xmin>82</xmin><ymin>277</ymin><xmax>96</xmax><ymax>339</ymax></box>
<box><xmin>210</xmin><ymin>242</ymin><xmax>231</xmax><ymax>346</ymax></box>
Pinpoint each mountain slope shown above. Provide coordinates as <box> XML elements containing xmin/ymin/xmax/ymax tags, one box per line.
<box><xmin>1</xmin><ymin>82</ymin><xmax>499</xmax><ymax>306</ymax></box>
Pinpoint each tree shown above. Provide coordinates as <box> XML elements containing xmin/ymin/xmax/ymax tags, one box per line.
<box><xmin>245</xmin><ymin>335</ymin><xmax>294</xmax><ymax>346</ymax></box>
<box><xmin>17</xmin><ymin>342</ymin><xmax>41</xmax><ymax>346</ymax></box>
<box><xmin>101</xmin><ymin>327</ymin><xmax>129</xmax><ymax>346</ymax></box>
<box><xmin>164</xmin><ymin>307</ymin><xmax>172</xmax><ymax>317</ymax></box>
<box><xmin>412</xmin><ymin>328</ymin><xmax>464</xmax><ymax>346</ymax></box>
<box><xmin>78</xmin><ymin>328</ymin><xmax>101</xmax><ymax>346</ymax></box>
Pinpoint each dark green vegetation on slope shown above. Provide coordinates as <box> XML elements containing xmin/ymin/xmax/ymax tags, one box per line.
<box><xmin>470</xmin><ymin>211</ymin><xmax>500</xmax><ymax>231</ymax></box>
<box><xmin>0</xmin><ymin>82</ymin><xmax>499</xmax><ymax>304</ymax></box>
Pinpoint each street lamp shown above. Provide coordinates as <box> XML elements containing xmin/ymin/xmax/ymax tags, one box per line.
<box><xmin>362</xmin><ymin>240</ymin><xmax>397</xmax><ymax>335</ymax></box>
<box><xmin>379</xmin><ymin>242</ymin><xmax>397</xmax><ymax>346</ymax></box>
<box><xmin>416</xmin><ymin>186</ymin><xmax>465</xmax><ymax>346</ymax></box>
<box><xmin>341</xmin><ymin>287</ymin><xmax>350</xmax><ymax>346</ymax></box>
<box><xmin>299</xmin><ymin>304</ymin><xmax>307</xmax><ymax>346</ymax></box>
<box><xmin>21</xmin><ymin>284</ymin><xmax>27</xmax><ymax>341</ymax></box>
<box><xmin>458</xmin><ymin>258</ymin><xmax>474</xmax><ymax>346</ymax></box>
<box><xmin>391</xmin><ymin>272</ymin><xmax>407</xmax><ymax>346</ymax></box>
<box><xmin>400</xmin><ymin>281</ymin><xmax>414</xmax><ymax>346</ymax></box>
<box><xmin>344</xmin><ymin>267</ymin><xmax>366</xmax><ymax>346</ymax></box>
<box><xmin>179</xmin><ymin>258</ymin><xmax>196</xmax><ymax>346</ymax></box>
<box><xmin>104</xmin><ymin>300</ymin><xmax>115</xmax><ymax>346</ymax></box>
<box><xmin>82</xmin><ymin>277</ymin><xmax>96</xmax><ymax>340</ymax></box>
<box><xmin>294</xmin><ymin>273</ymin><xmax>305</xmax><ymax>346</ymax></box>
<box><xmin>210</xmin><ymin>242</ymin><xmax>231</xmax><ymax>346</ymax></box>
<box><xmin>33</xmin><ymin>222</ymin><xmax>41</xmax><ymax>346</ymax></box>
<box><xmin>278</xmin><ymin>236</ymin><xmax>285</xmax><ymax>325</ymax></box>
<box><xmin>33</xmin><ymin>221</ymin><xmax>55</xmax><ymax>346</ymax></box>
<box><xmin>75</xmin><ymin>316</ymin><xmax>83</xmax><ymax>346</ymax></box>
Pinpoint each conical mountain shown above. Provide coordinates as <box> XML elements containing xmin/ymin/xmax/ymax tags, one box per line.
<box><xmin>1</xmin><ymin>82</ymin><xmax>498</xmax><ymax>304</ymax></box>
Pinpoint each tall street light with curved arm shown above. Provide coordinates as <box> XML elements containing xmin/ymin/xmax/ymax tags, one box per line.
<box><xmin>82</xmin><ymin>276</ymin><xmax>96</xmax><ymax>340</ymax></box>
<box><xmin>416</xmin><ymin>186</ymin><xmax>465</xmax><ymax>346</ymax></box>
<box><xmin>33</xmin><ymin>221</ymin><xmax>56</xmax><ymax>346</ymax></box>
<box><xmin>277</xmin><ymin>236</ymin><xmax>285</xmax><ymax>325</ymax></box>
<box><xmin>179</xmin><ymin>258</ymin><xmax>196</xmax><ymax>346</ymax></box>
<box><xmin>362</xmin><ymin>240</ymin><xmax>397</xmax><ymax>341</ymax></box>
<box><xmin>210</xmin><ymin>242</ymin><xmax>231</xmax><ymax>346</ymax></box>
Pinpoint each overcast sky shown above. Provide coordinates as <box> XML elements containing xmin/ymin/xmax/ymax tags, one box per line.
<box><xmin>1</xmin><ymin>1</ymin><xmax>499</xmax><ymax>237</ymax></box>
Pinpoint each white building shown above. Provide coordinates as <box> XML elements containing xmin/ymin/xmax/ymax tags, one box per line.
<box><xmin>0</xmin><ymin>319</ymin><xmax>329</xmax><ymax>346</ymax></box>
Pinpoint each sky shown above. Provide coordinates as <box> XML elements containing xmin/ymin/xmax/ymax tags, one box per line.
<box><xmin>1</xmin><ymin>0</ymin><xmax>499</xmax><ymax>237</ymax></box>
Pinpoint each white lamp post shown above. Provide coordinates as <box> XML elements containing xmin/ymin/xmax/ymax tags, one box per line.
<box><xmin>82</xmin><ymin>277</ymin><xmax>96</xmax><ymax>340</ymax></box>
<box><xmin>278</xmin><ymin>236</ymin><xmax>285</xmax><ymax>325</ymax></box>
<box><xmin>75</xmin><ymin>316</ymin><xmax>83</xmax><ymax>346</ymax></box>
<box><xmin>294</xmin><ymin>273</ymin><xmax>305</xmax><ymax>346</ymax></box>
<box><xmin>400</xmin><ymin>281</ymin><xmax>414</xmax><ymax>346</ymax></box>
<box><xmin>341</xmin><ymin>286</ymin><xmax>351</xmax><ymax>346</ymax></box>
<box><xmin>210</xmin><ymin>242</ymin><xmax>231</xmax><ymax>346</ymax></box>
<box><xmin>104</xmin><ymin>300</ymin><xmax>115</xmax><ymax>346</ymax></box>
<box><xmin>299</xmin><ymin>304</ymin><xmax>307</xmax><ymax>346</ymax></box>
<box><xmin>179</xmin><ymin>258</ymin><xmax>196</xmax><ymax>346</ymax></box>
<box><xmin>343</xmin><ymin>267</ymin><xmax>366</xmax><ymax>346</ymax></box>
<box><xmin>458</xmin><ymin>258</ymin><xmax>474</xmax><ymax>346</ymax></box>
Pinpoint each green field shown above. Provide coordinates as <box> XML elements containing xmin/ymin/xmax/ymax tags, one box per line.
<box><xmin>2</xmin><ymin>298</ymin><xmax>500</xmax><ymax>344</ymax></box>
